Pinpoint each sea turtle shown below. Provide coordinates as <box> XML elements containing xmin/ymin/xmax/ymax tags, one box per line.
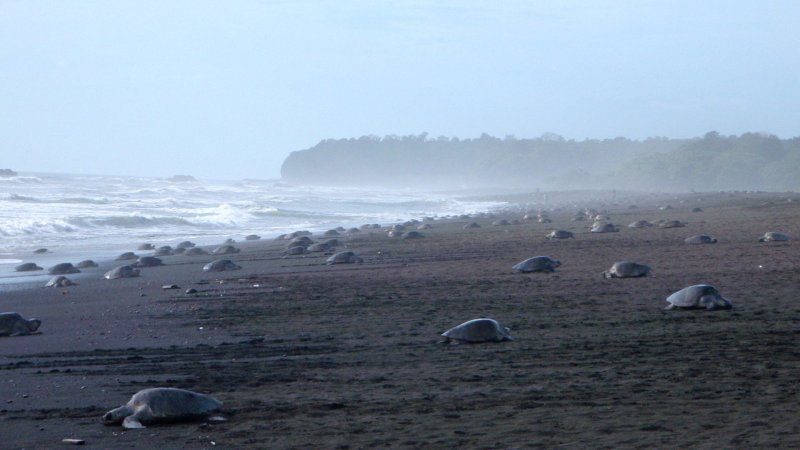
<box><xmin>326</xmin><ymin>251</ymin><xmax>363</xmax><ymax>264</ymax></box>
<box><xmin>659</xmin><ymin>205</ymin><xmax>673</xmax><ymax>211</ymax></box>
<box><xmin>115</xmin><ymin>252</ymin><xmax>138</xmax><ymax>261</ymax></box>
<box><xmin>441</xmin><ymin>318</ymin><xmax>513</xmax><ymax>343</ymax></box>
<box><xmin>692</xmin><ymin>207</ymin><xmax>704</xmax><ymax>213</ymax></box>
<box><xmin>603</xmin><ymin>261</ymin><xmax>651</xmax><ymax>279</ymax></box>
<box><xmin>184</xmin><ymin>247</ymin><xmax>209</xmax><ymax>256</ymax></box>
<box><xmin>323</xmin><ymin>229</ymin><xmax>340</xmax><ymax>237</ymax></box>
<box><xmin>176</xmin><ymin>241</ymin><xmax>196</xmax><ymax>249</ymax></box>
<box><xmin>590</xmin><ymin>223</ymin><xmax>619</xmax><ymax>233</ymax></box>
<box><xmin>45</xmin><ymin>275</ymin><xmax>74</xmax><ymax>287</ymax></box>
<box><xmin>685</xmin><ymin>235</ymin><xmax>717</xmax><ymax>244</ymax></box>
<box><xmin>758</xmin><ymin>232</ymin><xmax>791</xmax><ymax>242</ymax></box>
<box><xmin>0</xmin><ymin>312</ymin><xmax>41</xmax><ymax>336</ymax></box>
<box><xmin>223</xmin><ymin>238</ymin><xmax>236</xmax><ymax>244</ymax></box>
<box><xmin>417</xmin><ymin>223</ymin><xmax>432</xmax><ymax>230</ymax></box>
<box><xmin>76</xmin><ymin>260</ymin><xmax>98</xmax><ymax>268</ymax></box>
<box><xmin>288</xmin><ymin>236</ymin><xmax>313</xmax><ymax>246</ymax></box>
<box><xmin>335</xmin><ymin>226</ymin><xmax>346</xmax><ymax>232</ymax></box>
<box><xmin>659</xmin><ymin>220</ymin><xmax>686</xmax><ymax>228</ymax></box>
<box><xmin>173</xmin><ymin>247</ymin><xmax>186</xmax><ymax>255</ymax></box>
<box><xmin>386</xmin><ymin>230</ymin><xmax>403</xmax><ymax>238</ymax></box>
<box><xmin>33</xmin><ymin>248</ymin><xmax>49</xmax><ymax>254</ymax></box>
<box><xmin>391</xmin><ymin>224</ymin><xmax>406</xmax><ymax>231</ymax></box>
<box><xmin>48</xmin><ymin>262</ymin><xmax>80</xmax><ymax>275</ymax></box>
<box><xmin>512</xmin><ymin>256</ymin><xmax>561</xmax><ymax>273</ymax></box>
<box><xmin>245</xmin><ymin>234</ymin><xmax>261</xmax><ymax>241</ymax></box>
<box><xmin>286</xmin><ymin>230</ymin><xmax>312</xmax><ymax>239</ymax></box>
<box><xmin>133</xmin><ymin>256</ymin><xmax>163</xmax><ymax>268</ymax></box>
<box><xmin>15</xmin><ymin>262</ymin><xmax>43</xmax><ymax>272</ymax></box>
<box><xmin>212</xmin><ymin>245</ymin><xmax>240</xmax><ymax>255</ymax></box>
<box><xmin>102</xmin><ymin>387</ymin><xmax>223</xmax><ymax>430</ymax></box>
<box><xmin>104</xmin><ymin>265</ymin><xmax>140</xmax><ymax>279</ymax></box>
<box><xmin>546</xmin><ymin>230</ymin><xmax>574</xmax><ymax>240</ymax></box>
<box><xmin>153</xmin><ymin>246</ymin><xmax>173</xmax><ymax>256</ymax></box>
<box><xmin>492</xmin><ymin>219</ymin><xmax>510</xmax><ymax>226</ymax></box>
<box><xmin>665</xmin><ymin>284</ymin><xmax>732</xmax><ymax>310</ymax></box>
<box><xmin>323</xmin><ymin>238</ymin><xmax>341</xmax><ymax>247</ymax></box>
<box><xmin>463</xmin><ymin>222</ymin><xmax>480</xmax><ymax>229</ymax></box>
<box><xmin>137</xmin><ymin>243</ymin><xmax>155</xmax><ymax>250</ymax></box>
<box><xmin>202</xmin><ymin>259</ymin><xmax>241</xmax><ymax>272</ymax></box>
<box><xmin>346</xmin><ymin>228</ymin><xmax>361</xmax><ymax>234</ymax></box>
<box><xmin>628</xmin><ymin>220</ymin><xmax>653</xmax><ymax>228</ymax></box>
<box><xmin>307</xmin><ymin>242</ymin><xmax>332</xmax><ymax>253</ymax></box>
<box><xmin>402</xmin><ymin>231</ymin><xmax>424</xmax><ymax>239</ymax></box>
<box><xmin>284</xmin><ymin>246</ymin><xmax>308</xmax><ymax>255</ymax></box>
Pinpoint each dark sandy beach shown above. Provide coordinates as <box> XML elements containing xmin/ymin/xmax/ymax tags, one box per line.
<box><xmin>2</xmin><ymin>191</ymin><xmax>800</xmax><ymax>449</ymax></box>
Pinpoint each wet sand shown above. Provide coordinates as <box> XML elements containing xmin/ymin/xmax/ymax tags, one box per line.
<box><xmin>2</xmin><ymin>191</ymin><xmax>800</xmax><ymax>449</ymax></box>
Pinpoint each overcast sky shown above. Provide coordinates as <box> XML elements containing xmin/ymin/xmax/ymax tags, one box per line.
<box><xmin>2</xmin><ymin>1</ymin><xmax>798</xmax><ymax>180</ymax></box>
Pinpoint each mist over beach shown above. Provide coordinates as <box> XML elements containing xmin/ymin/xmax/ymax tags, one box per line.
<box><xmin>2</xmin><ymin>2</ymin><xmax>800</xmax><ymax>448</ymax></box>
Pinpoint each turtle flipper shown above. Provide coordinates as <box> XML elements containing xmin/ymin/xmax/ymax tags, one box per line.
<box><xmin>123</xmin><ymin>416</ymin><xmax>145</xmax><ymax>429</ymax></box>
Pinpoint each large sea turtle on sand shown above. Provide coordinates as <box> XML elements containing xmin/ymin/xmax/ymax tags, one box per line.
<box><xmin>758</xmin><ymin>232</ymin><xmax>791</xmax><ymax>242</ymax></box>
<box><xmin>463</xmin><ymin>222</ymin><xmax>480</xmax><ymax>229</ymax></box>
<box><xmin>45</xmin><ymin>275</ymin><xmax>74</xmax><ymax>287</ymax></box>
<box><xmin>212</xmin><ymin>245</ymin><xmax>240</xmax><ymax>255</ymax></box>
<box><xmin>659</xmin><ymin>220</ymin><xmax>686</xmax><ymax>228</ymax></box>
<box><xmin>104</xmin><ymin>265</ymin><xmax>140</xmax><ymax>279</ymax></box>
<box><xmin>102</xmin><ymin>387</ymin><xmax>223</xmax><ymax>430</ymax></box>
<box><xmin>0</xmin><ymin>312</ymin><xmax>41</xmax><ymax>336</ymax></box>
<box><xmin>685</xmin><ymin>235</ymin><xmax>717</xmax><ymax>244</ymax></box>
<box><xmin>665</xmin><ymin>284</ymin><xmax>732</xmax><ymax>310</ymax></box>
<box><xmin>115</xmin><ymin>252</ymin><xmax>138</xmax><ymax>261</ymax></box>
<box><xmin>284</xmin><ymin>246</ymin><xmax>308</xmax><ymax>255</ymax></box>
<box><xmin>512</xmin><ymin>256</ymin><xmax>561</xmax><ymax>273</ymax></box>
<box><xmin>153</xmin><ymin>246</ymin><xmax>173</xmax><ymax>256</ymax></box>
<box><xmin>133</xmin><ymin>256</ymin><xmax>164</xmax><ymax>268</ymax></box>
<box><xmin>176</xmin><ymin>241</ymin><xmax>196</xmax><ymax>249</ymax></box>
<box><xmin>590</xmin><ymin>223</ymin><xmax>619</xmax><ymax>233</ymax></box>
<box><xmin>137</xmin><ymin>243</ymin><xmax>155</xmax><ymax>250</ymax></box>
<box><xmin>15</xmin><ymin>262</ymin><xmax>43</xmax><ymax>272</ymax></box>
<box><xmin>76</xmin><ymin>260</ymin><xmax>98</xmax><ymax>268</ymax></box>
<box><xmin>202</xmin><ymin>259</ymin><xmax>241</xmax><ymax>272</ymax></box>
<box><xmin>245</xmin><ymin>234</ymin><xmax>261</xmax><ymax>241</ymax></box>
<box><xmin>326</xmin><ymin>251</ymin><xmax>363</xmax><ymax>264</ymax></box>
<box><xmin>184</xmin><ymin>247</ymin><xmax>209</xmax><ymax>256</ymax></box>
<box><xmin>307</xmin><ymin>242</ymin><xmax>333</xmax><ymax>252</ymax></box>
<box><xmin>628</xmin><ymin>220</ymin><xmax>653</xmax><ymax>228</ymax></box>
<box><xmin>441</xmin><ymin>318</ymin><xmax>513</xmax><ymax>343</ymax></box>
<box><xmin>546</xmin><ymin>230</ymin><xmax>574</xmax><ymax>239</ymax></box>
<box><xmin>402</xmin><ymin>231</ymin><xmax>424</xmax><ymax>239</ymax></box>
<box><xmin>48</xmin><ymin>262</ymin><xmax>80</xmax><ymax>275</ymax></box>
<box><xmin>603</xmin><ymin>261</ymin><xmax>651</xmax><ymax>279</ymax></box>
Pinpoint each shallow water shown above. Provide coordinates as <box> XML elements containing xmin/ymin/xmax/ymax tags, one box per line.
<box><xmin>0</xmin><ymin>172</ymin><xmax>506</xmax><ymax>283</ymax></box>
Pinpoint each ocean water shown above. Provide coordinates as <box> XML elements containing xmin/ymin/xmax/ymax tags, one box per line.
<box><xmin>0</xmin><ymin>172</ymin><xmax>507</xmax><ymax>283</ymax></box>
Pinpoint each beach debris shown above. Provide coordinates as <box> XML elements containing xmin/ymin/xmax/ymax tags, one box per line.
<box><xmin>441</xmin><ymin>318</ymin><xmax>513</xmax><ymax>343</ymax></box>
<box><xmin>628</xmin><ymin>220</ymin><xmax>654</xmax><ymax>228</ymax></box>
<box><xmin>185</xmin><ymin>288</ymin><xmax>198</xmax><ymax>294</ymax></box>
<box><xmin>758</xmin><ymin>231</ymin><xmax>791</xmax><ymax>242</ymax></box>
<box><xmin>685</xmin><ymin>234</ymin><xmax>717</xmax><ymax>244</ymax></box>
<box><xmin>212</xmin><ymin>245</ymin><xmax>240</xmax><ymax>255</ymax></box>
<box><xmin>102</xmin><ymin>387</ymin><xmax>223</xmax><ymax>430</ymax></box>
<box><xmin>162</xmin><ymin>284</ymin><xmax>180</xmax><ymax>290</ymax></box>
<box><xmin>545</xmin><ymin>230</ymin><xmax>574</xmax><ymax>239</ymax></box>
<box><xmin>665</xmin><ymin>284</ymin><xmax>732</xmax><ymax>310</ymax></box>
<box><xmin>603</xmin><ymin>261</ymin><xmax>651</xmax><ymax>279</ymax></box>
<box><xmin>115</xmin><ymin>252</ymin><xmax>138</xmax><ymax>261</ymax></box>
<box><xmin>203</xmin><ymin>259</ymin><xmax>242</xmax><ymax>272</ymax></box>
<box><xmin>326</xmin><ymin>251</ymin><xmax>363</xmax><ymax>264</ymax></box>
<box><xmin>133</xmin><ymin>256</ymin><xmax>164</xmax><ymax>268</ymax></box>
<box><xmin>512</xmin><ymin>256</ymin><xmax>561</xmax><ymax>273</ymax></box>
<box><xmin>15</xmin><ymin>262</ymin><xmax>43</xmax><ymax>272</ymax></box>
<box><xmin>48</xmin><ymin>262</ymin><xmax>80</xmax><ymax>275</ymax></box>
<box><xmin>104</xmin><ymin>265</ymin><xmax>140</xmax><ymax>279</ymax></box>
<box><xmin>33</xmin><ymin>248</ymin><xmax>49</xmax><ymax>254</ymax></box>
<box><xmin>61</xmin><ymin>438</ymin><xmax>86</xmax><ymax>445</ymax></box>
<box><xmin>0</xmin><ymin>312</ymin><xmax>41</xmax><ymax>336</ymax></box>
<box><xmin>185</xmin><ymin>247</ymin><xmax>210</xmax><ymax>256</ymax></box>
<box><xmin>245</xmin><ymin>234</ymin><xmax>261</xmax><ymax>240</ymax></box>
<box><xmin>75</xmin><ymin>259</ymin><xmax>99</xmax><ymax>268</ymax></box>
<box><xmin>45</xmin><ymin>275</ymin><xmax>75</xmax><ymax>288</ymax></box>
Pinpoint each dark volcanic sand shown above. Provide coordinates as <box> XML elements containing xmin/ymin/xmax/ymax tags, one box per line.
<box><xmin>2</xmin><ymin>192</ymin><xmax>800</xmax><ymax>449</ymax></box>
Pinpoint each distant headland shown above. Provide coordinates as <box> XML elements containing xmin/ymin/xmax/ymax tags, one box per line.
<box><xmin>0</xmin><ymin>169</ymin><xmax>18</xmax><ymax>178</ymax></box>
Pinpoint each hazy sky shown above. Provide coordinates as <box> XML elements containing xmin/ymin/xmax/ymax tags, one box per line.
<box><xmin>2</xmin><ymin>1</ymin><xmax>798</xmax><ymax>180</ymax></box>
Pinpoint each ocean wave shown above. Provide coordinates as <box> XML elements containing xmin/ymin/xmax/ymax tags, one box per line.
<box><xmin>3</xmin><ymin>193</ymin><xmax>109</xmax><ymax>205</ymax></box>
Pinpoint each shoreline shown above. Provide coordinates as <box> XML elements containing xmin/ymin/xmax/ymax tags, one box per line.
<box><xmin>1</xmin><ymin>190</ymin><xmax>800</xmax><ymax>448</ymax></box>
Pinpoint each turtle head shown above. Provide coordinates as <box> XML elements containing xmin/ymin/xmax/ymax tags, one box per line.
<box><xmin>27</xmin><ymin>319</ymin><xmax>41</xmax><ymax>332</ymax></box>
<box><xmin>102</xmin><ymin>406</ymin><xmax>129</xmax><ymax>425</ymax></box>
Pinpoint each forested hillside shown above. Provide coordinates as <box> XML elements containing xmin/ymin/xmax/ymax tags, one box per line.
<box><xmin>281</xmin><ymin>132</ymin><xmax>800</xmax><ymax>192</ymax></box>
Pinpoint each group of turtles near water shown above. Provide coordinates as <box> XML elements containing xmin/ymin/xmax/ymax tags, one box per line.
<box><xmin>3</xmin><ymin>206</ymin><xmax>793</xmax><ymax>429</ymax></box>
